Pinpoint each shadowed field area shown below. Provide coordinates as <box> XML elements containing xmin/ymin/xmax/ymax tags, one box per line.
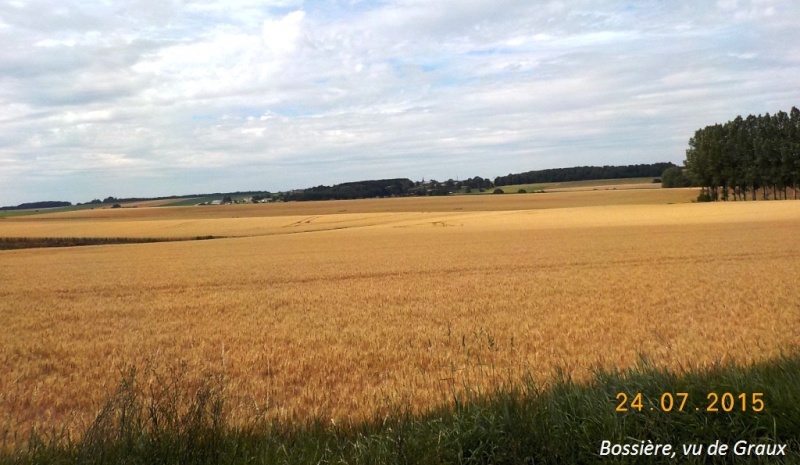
<box><xmin>0</xmin><ymin>236</ymin><xmax>220</xmax><ymax>250</ymax></box>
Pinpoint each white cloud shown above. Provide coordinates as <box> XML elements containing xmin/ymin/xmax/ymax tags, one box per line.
<box><xmin>261</xmin><ymin>10</ymin><xmax>306</xmax><ymax>56</ymax></box>
<box><xmin>0</xmin><ymin>0</ymin><xmax>799</xmax><ymax>205</ymax></box>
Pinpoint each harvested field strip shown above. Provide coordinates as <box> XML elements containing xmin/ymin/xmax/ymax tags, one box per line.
<box><xmin>0</xmin><ymin>236</ymin><xmax>221</xmax><ymax>250</ymax></box>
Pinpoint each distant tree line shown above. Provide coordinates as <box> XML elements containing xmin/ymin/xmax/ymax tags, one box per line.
<box><xmin>76</xmin><ymin>191</ymin><xmax>274</xmax><ymax>206</ymax></box>
<box><xmin>684</xmin><ymin>107</ymin><xmax>800</xmax><ymax>201</ymax></box>
<box><xmin>493</xmin><ymin>163</ymin><xmax>675</xmax><ymax>186</ymax></box>
<box><xmin>459</xmin><ymin>176</ymin><xmax>495</xmax><ymax>192</ymax></box>
<box><xmin>284</xmin><ymin>179</ymin><xmax>415</xmax><ymax>201</ymax></box>
<box><xmin>271</xmin><ymin>163</ymin><xmax>688</xmax><ymax>202</ymax></box>
<box><xmin>0</xmin><ymin>201</ymin><xmax>72</xmax><ymax>211</ymax></box>
<box><xmin>282</xmin><ymin>177</ymin><xmax>497</xmax><ymax>201</ymax></box>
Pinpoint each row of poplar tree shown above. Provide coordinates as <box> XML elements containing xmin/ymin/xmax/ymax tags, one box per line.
<box><xmin>682</xmin><ymin>107</ymin><xmax>800</xmax><ymax>200</ymax></box>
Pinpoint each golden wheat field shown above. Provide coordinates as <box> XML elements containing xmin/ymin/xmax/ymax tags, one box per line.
<box><xmin>1</xmin><ymin>189</ymin><xmax>800</xmax><ymax>444</ymax></box>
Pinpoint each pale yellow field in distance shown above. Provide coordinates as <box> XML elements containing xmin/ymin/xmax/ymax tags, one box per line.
<box><xmin>2</xmin><ymin>188</ymin><xmax>799</xmax><ymax>443</ymax></box>
<box><xmin>0</xmin><ymin>188</ymin><xmax>696</xmax><ymax>238</ymax></box>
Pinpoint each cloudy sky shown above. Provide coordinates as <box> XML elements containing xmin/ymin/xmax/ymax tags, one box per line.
<box><xmin>1</xmin><ymin>0</ymin><xmax>798</xmax><ymax>204</ymax></box>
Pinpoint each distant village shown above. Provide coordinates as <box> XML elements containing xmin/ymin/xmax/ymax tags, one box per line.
<box><xmin>196</xmin><ymin>194</ymin><xmax>278</xmax><ymax>206</ymax></box>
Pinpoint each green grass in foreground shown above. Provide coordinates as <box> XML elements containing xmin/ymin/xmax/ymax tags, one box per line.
<box><xmin>3</xmin><ymin>354</ymin><xmax>799</xmax><ymax>465</ymax></box>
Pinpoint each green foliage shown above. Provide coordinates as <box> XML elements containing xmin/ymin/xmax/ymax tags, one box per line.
<box><xmin>492</xmin><ymin>188</ymin><xmax>504</xmax><ymax>194</ymax></box>
<box><xmin>685</xmin><ymin>107</ymin><xmax>800</xmax><ymax>200</ymax></box>
<box><xmin>517</xmin><ymin>189</ymin><xmax>527</xmax><ymax>194</ymax></box>
<box><xmin>5</xmin><ymin>354</ymin><xmax>799</xmax><ymax>464</ymax></box>
<box><xmin>0</xmin><ymin>201</ymin><xmax>71</xmax><ymax>211</ymax></box>
<box><xmin>661</xmin><ymin>167</ymin><xmax>694</xmax><ymax>188</ymax></box>
<box><xmin>285</xmin><ymin>178</ymin><xmax>417</xmax><ymax>201</ymax></box>
<box><xmin>250</xmin><ymin>194</ymin><xmax>272</xmax><ymax>203</ymax></box>
<box><xmin>282</xmin><ymin>177</ymin><xmax>497</xmax><ymax>201</ymax></box>
<box><xmin>460</xmin><ymin>176</ymin><xmax>494</xmax><ymax>190</ymax></box>
<box><xmin>494</xmin><ymin>163</ymin><xmax>676</xmax><ymax>187</ymax></box>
